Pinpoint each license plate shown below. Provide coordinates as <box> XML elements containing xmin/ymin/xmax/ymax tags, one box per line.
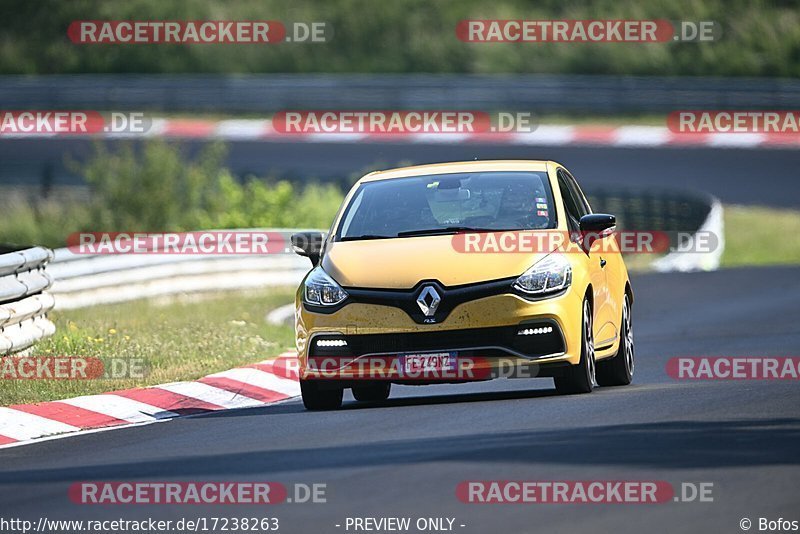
<box><xmin>401</xmin><ymin>352</ymin><xmax>457</xmax><ymax>374</ymax></box>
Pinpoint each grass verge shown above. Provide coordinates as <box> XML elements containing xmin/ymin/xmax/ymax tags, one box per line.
<box><xmin>624</xmin><ymin>204</ymin><xmax>800</xmax><ymax>272</ymax></box>
<box><xmin>1</xmin><ymin>288</ymin><xmax>296</xmax><ymax>406</ymax></box>
<box><xmin>722</xmin><ymin>205</ymin><xmax>800</xmax><ymax>267</ymax></box>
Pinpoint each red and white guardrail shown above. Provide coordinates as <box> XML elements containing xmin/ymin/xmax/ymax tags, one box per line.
<box><xmin>3</xmin><ymin>118</ymin><xmax>799</xmax><ymax>149</ymax></box>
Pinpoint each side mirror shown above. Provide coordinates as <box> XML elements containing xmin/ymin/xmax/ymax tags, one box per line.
<box><xmin>577</xmin><ymin>214</ymin><xmax>616</xmax><ymax>252</ymax></box>
<box><xmin>579</xmin><ymin>214</ymin><xmax>616</xmax><ymax>235</ymax></box>
<box><xmin>291</xmin><ymin>231</ymin><xmax>325</xmax><ymax>266</ymax></box>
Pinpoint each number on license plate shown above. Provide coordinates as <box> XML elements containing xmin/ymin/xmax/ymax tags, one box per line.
<box><xmin>402</xmin><ymin>352</ymin><xmax>455</xmax><ymax>373</ymax></box>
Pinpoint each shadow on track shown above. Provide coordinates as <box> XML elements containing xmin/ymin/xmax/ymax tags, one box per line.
<box><xmin>193</xmin><ymin>386</ymin><xmax>562</xmax><ymax>419</ymax></box>
<box><xmin>2</xmin><ymin>418</ymin><xmax>799</xmax><ymax>483</ymax></box>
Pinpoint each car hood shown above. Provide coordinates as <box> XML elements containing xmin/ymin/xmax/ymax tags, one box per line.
<box><xmin>321</xmin><ymin>234</ymin><xmax>554</xmax><ymax>289</ymax></box>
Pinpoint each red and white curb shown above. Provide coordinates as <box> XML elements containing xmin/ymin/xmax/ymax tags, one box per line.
<box><xmin>0</xmin><ymin>351</ymin><xmax>300</xmax><ymax>449</ymax></box>
<box><xmin>7</xmin><ymin>119</ymin><xmax>800</xmax><ymax>149</ymax></box>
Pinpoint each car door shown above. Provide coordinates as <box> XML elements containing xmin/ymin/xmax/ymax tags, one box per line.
<box><xmin>556</xmin><ymin>169</ymin><xmax>615</xmax><ymax>347</ymax></box>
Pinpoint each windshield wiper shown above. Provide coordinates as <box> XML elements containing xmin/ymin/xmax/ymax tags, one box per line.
<box><xmin>342</xmin><ymin>227</ymin><xmax>524</xmax><ymax>240</ymax></box>
<box><xmin>339</xmin><ymin>234</ymin><xmax>394</xmax><ymax>242</ymax></box>
<box><xmin>396</xmin><ymin>226</ymin><xmax>519</xmax><ymax>237</ymax></box>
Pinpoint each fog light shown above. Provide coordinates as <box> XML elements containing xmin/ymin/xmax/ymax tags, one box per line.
<box><xmin>316</xmin><ymin>339</ymin><xmax>348</xmax><ymax>347</ymax></box>
<box><xmin>517</xmin><ymin>326</ymin><xmax>554</xmax><ymax>336</ymax></box>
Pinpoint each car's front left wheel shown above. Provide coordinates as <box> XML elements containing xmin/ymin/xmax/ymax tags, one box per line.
<box><xmin>597</xmin><ymin>293</ymin><xmax>634</xmax><ymax>386</ymax></box>
<box><xmin>300</xmin><ymin>379</ymin><xmax>343</xmax><ymax>410</ymax></box>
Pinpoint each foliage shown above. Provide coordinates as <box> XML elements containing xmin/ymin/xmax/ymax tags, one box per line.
<box><xmin>0</xmin><ymin>0</ymin><xmax>797</xmax><ymax>77</ymax></box>
<box><xmin>0</xmin><ymin>140</ymin><xmax>344</xmax><ymax>247</ymax></box>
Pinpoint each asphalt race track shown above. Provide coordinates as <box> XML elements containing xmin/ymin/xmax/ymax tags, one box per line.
<box><xmin>1</xmin><ymin>265</ymin><xmax>798</xmax><ymax>533</ymax></box>
<box><xmin>2</xmin><ymin>138</ymin><xmax>800</xmax><ymax>207</ymax></box>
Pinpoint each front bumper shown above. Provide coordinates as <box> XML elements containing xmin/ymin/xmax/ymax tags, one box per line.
<box><xmin>296</xmin><ymin>286</ymin><xmax>584</xmax><ymax>381</ymax></box>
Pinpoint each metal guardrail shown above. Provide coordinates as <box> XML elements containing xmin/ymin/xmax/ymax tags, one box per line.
<box><xmin>0</xmin><ymin>246</ymin><xmax>55</xmax><ymax>355</ymax></box>
<box><xmin>48</xmin><ymin>243</ymin><xmax>311</xmax><ymax>310</ymax></box>
<box><xmin>2</xmin><ymin>74</ymin><xmax>799</xmax><ymax>114</ymax></box>
<box><xmin>587</xmin><ymin>187</ymin><xmax>724</xmax><ymax>272</ymax></box>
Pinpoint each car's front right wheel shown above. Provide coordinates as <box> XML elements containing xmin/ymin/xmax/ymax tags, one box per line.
<box><xmin>300</xmin><ymin>379</ymin><xmax>343</xmax><ymax>410</ymax></box>
<box><xmin>554</xmin><ymin>298</ymin><xmax>595</xmax><ymax>394</ymax></box>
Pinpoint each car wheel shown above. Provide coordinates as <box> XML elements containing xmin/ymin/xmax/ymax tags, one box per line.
<box><xmin>300</xmin><ymin>379</ymin><xmax>344</xmax><ymax>410</ymax></box>
<box><xmin>597</xmin><ymin>293</ymin><xmax>634</xmax><ymax>386</ymax></box>
<box><xmin>352</xmin><ymin>382</ymin><xmax>391</xmax><ymax>402</ymax></box>
<box><xmin>554</xmin><ymin>298</ymin><xmax>595</xmax><ymax>394</ymax></box>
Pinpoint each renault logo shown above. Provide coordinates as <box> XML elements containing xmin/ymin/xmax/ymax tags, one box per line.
<box><xmin>416</xmin><ymin>286</ymin><xmax>441</xmax><ymax>317</ymax></box>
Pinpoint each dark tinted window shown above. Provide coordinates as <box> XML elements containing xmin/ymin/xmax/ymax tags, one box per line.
<box><xmin>337</xmin><ymin>171</ymin><xmax>557</xmax><ymax>240</ymax></box>
<box><xmin>557</xmin><ymin>170</ymin><xmax>584</xmax><ymax>231</ymax></box>
<box><xmin>562</xmin><ymin>169</ymin><xmax>592</xmax><ymax>215</ymax></box>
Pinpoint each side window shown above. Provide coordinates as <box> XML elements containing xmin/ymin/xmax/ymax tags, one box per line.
<box><xmin>557</xmin><ymin>170</ymin><xmax>583</xmax><ymax>231</ymax></box>
<box><xmin>563</xmin><ymin>169</ymin><xmax>592</xmax><ymax>215</ymax></box>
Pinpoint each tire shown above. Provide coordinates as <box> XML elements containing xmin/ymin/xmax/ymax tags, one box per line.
<box><xmin>352</xmin><ymin>382</ymin><xmax>391</xmax><ymax>402</ymax></box>
<box><xmin>597</xmin><ymin>293</ymin><xmax>634</xmax><ymax>386</ymax></box>
<box><xmin>554</xmin><ymin>298</ymin><xmax>595</xmax><ymax>394</ymax></box>
<box><xmin>300</xmin><ymin>379</ymin><xmax>343</xmax><ymax>410</ymax></box>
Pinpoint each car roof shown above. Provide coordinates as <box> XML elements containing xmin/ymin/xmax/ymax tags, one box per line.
<box><xmin>359</xmin><ymin>160</ymin><xmax>556</xmax><ymax>183</ymax></box>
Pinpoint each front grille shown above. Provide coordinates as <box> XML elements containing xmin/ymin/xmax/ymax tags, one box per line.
<box><xmin>307</xmin><ymin>277</ymin><xmax>517</xmax><ymax>324</ymax></box>
<box><xmin>310</xmin><ymin>322</ymin><xmax>565</xmax><ymax>359</ymax></box>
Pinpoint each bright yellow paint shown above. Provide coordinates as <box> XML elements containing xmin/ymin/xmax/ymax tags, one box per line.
<box><xmin>295</xmin><ymin>160</ymin><xmax>631</xmax><ymax>377</ymax></box>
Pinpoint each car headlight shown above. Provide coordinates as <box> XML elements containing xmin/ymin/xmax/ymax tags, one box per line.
<box><xmin>303</xmin><ymin>266</ymin><xmax>348</xmax><ymax>306</ymax></box>
<box><xmin>513</xmin><ymin>254</ymin><xmax>572</xmax><ymax>296</ymax></box>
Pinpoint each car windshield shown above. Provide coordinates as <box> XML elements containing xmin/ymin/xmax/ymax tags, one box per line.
<box><xmin>336</xmin><ymin>171</ymin><xmax>556</xmax><ymax>241</ymax></box>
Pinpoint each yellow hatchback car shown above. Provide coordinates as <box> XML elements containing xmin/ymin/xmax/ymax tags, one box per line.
<box><xmin>291</xmin><ymin>160</ymin><xmax>634</xmax><ymax>410</ymax></box>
